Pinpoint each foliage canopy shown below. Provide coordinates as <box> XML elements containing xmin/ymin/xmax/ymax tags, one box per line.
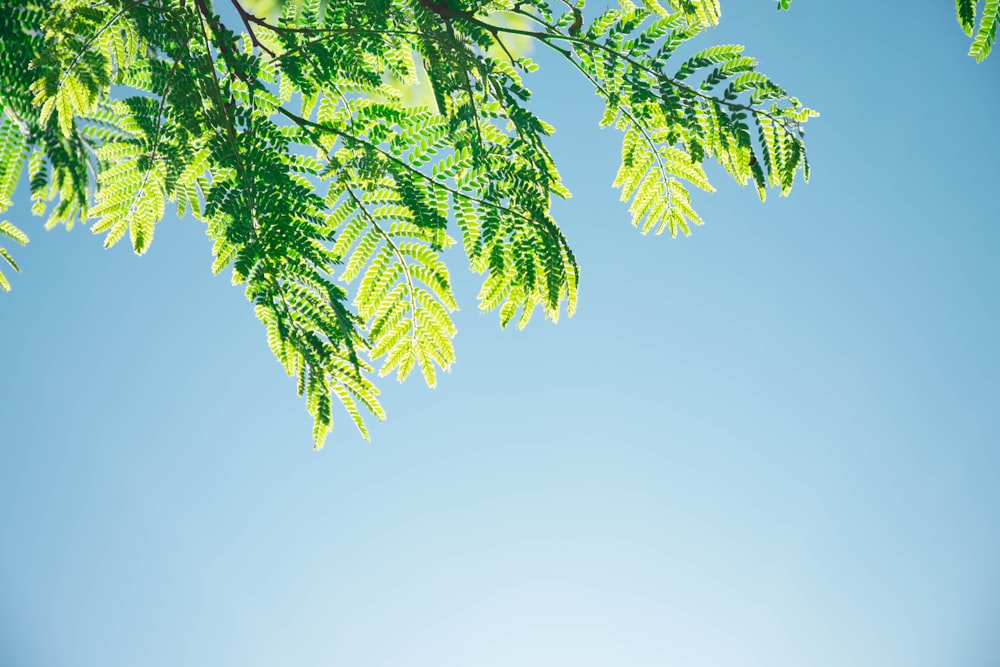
<box><xmin>2</xmin><ymin>0</ymin><xmax>824</xmax><ymax>446</ymax></box>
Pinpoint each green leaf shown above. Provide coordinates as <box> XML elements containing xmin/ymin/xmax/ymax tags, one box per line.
<box><xmin>970</xmin><ymin>0</ymin><xmax>999</xmax><ymax>61</ymax></box>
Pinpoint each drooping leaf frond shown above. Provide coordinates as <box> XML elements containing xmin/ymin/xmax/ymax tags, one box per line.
<box><xmin>0</xmin><ymin>114</ymin><xmax>30</xmax><ymax>290</ymax></box>
<box><xmin>0</xmin><ymin>219</ymin><xmax>29</xmax><ymax>291</ymax></box>
<box><xmin>952</xmin><ymin>0</ymin><xmax>997</xmax><ymax>60</ymax></box>
<box><xmin>968</xmin><ymin>0</ymin><xmax>999</xmax><ymax>61</ymax></box>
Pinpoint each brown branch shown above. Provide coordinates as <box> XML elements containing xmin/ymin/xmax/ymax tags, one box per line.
<box><xmin>228</xmin><ymin>0</ymin><xmax>278</xmax><ymax>57</ymax></box>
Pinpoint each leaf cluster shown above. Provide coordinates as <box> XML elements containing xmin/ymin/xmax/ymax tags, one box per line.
<box><xmin>1</xmin><ymin>0</ymin><xmax>816</xmax><ymax>446</ymax></box>
<box><xmin>956</xmin><ymin>0</ymin><xmax>998</xmax><ymax>61</ymax></box>
<box><xmin>777</xmin><ymin>0</ymin><xmax>996</xmax><ymax>62</ymax></box>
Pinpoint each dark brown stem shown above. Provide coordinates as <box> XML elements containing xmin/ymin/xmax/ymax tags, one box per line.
<box><xmin>228</xmin><ymin>0</ymin><xmax>277</xmax><ymax>57</ymax></box>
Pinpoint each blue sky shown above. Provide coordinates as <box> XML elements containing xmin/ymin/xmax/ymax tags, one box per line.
<box><xmin>2</xmin><ymin>2</ymin><xmax>999</xmax><ymax>666</ymax></box>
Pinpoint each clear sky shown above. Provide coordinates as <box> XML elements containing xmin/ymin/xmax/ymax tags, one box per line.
<box><xmin>2</xmin><ymin>2</ymin><xmax>998</xmax><ymax>666</ymax></box>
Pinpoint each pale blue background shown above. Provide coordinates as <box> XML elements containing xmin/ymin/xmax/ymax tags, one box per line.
<box><xmin>2</xmin><ymin>2</ymin><xmax>999</xmax><ymax>666</ymax></box>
